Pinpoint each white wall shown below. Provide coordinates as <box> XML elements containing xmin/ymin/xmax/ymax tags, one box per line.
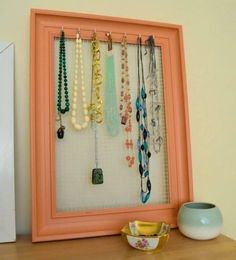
<box><xmin>0</xmin><ymin>0</ymin><xmax>235</xmax><ymax>239</ymax></box>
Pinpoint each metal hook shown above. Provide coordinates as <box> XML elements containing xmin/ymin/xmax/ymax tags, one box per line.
<box><xmin>122</xmin><ymin>33</ymin><xmax>127</xmax><ymax>45</ymax></box>
<box><xmin>77</xmin><ymin>28</ymin><xmax>81</xmax><ymax>38</ymax></box>
<box><xmin>106</xmin><ymin>32</ymin><xmax>112</xmax><ymax>51</ymax></box>
<box><xmin>92</xmin><ymin>28</ymin><xmax>97</xmax><ymax>39</ymax></box>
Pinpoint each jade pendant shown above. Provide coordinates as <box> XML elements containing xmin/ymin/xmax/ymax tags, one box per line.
<box><xmin>92</xmin><ymin>168</ymin><xmax>103</xmax><ymax>184</ymax></box>
<box><xmin>104</xmin><ymin>52</ymin><xmax>120</xmax><ymax>136</ymax></box>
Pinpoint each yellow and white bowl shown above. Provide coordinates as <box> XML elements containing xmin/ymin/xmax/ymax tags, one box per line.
<box><xmin>121</xmin><ymin>220</ymin><xmax>170</xmax><ymax>252</ymax></box>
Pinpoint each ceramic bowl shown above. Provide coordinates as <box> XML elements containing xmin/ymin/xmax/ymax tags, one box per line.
<box><xmin>121</xmin><ymin>220</ymin><xmax>170</xmax><ymax>252</ymax></box>
<box><xmin>177</xmin><ymin>202</ymin><xmax>223</xmax><ymax>240</ymax></box>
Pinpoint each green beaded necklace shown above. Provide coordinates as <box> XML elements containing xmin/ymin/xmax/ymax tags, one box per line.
<box><xmin>56</xmin><ymin>30</ymin><xmax>70</xmax><ymax>139</ymax></box>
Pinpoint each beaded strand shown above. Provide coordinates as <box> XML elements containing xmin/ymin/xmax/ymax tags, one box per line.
<box><xmin>57</xmin><ymin>30</ymin><xmax>70</xmax><ymax>114</ymax></box>
<box><xmin>71</xmin><ymin>32</ymin><xmax>90</xmax><ymax>130</ymax></box>
<box><xmin>56</xmin><ymin>30</ymin><xmax>70</xmax><ymax>139</ymax></box>
<box><xmin>120</xmin><ymin>35</ymin><xmax>135</xmax><ymax>167</ymax></box>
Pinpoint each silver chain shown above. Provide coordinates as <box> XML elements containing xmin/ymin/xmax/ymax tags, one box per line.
<box><xmin>93</xmin><ymin>122</ymin><xmax>99</xmax><ymax>168</ymax></box>
<box><xmin>146</xmin><ymin>36</ymin><xmax>163</xmax><ymax>153</ymax></box>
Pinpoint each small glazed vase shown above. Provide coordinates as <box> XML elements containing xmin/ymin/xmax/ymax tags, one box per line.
<box><xmin>177</xmin><ymin>202</ymin><xmax>223</xmax><ymax>240</ymax></box>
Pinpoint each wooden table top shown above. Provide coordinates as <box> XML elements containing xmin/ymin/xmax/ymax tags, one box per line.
<box><xmin>0</xmin><ymin>229</ymin><xmax>235</xmax><ymax>259</ymax></box>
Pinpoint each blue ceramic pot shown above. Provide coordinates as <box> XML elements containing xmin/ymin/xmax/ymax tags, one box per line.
<box><xmin>177</xmin><ymin>202</ymin><xmax>223</xmax><ymax>240</ymax></box>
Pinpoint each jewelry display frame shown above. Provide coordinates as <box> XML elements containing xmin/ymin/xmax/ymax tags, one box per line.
<box><xmin>30</xmin><ymin>9</ymin><xmax>193</xmax><ymax>242</ymax></box>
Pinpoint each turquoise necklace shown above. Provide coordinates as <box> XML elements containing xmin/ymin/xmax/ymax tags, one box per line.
<box><xmin>104</xmin><ymin>32</ymin><xmax>120</xmax><ymax>136</ymax></box>
<box><xmin>56</xmin><ymin>30</ymin><xmax>70</xmax><ymax>139</ymax></box>
<box><xmin>136</xmin><ymin>36</ymin><xmax>152</xmax><ymax>203</ymax></box>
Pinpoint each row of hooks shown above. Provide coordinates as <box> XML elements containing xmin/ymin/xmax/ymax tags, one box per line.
<box><xmin>60</xmin><ymin>26</ymin><xmax>152</xmax><ymax>39</ymax></box>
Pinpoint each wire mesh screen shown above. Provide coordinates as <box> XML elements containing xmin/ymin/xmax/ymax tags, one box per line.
<box><xmin>54</xmin><ymin>38</ymin><xmax>169</xmax><ymax>212</ymax></box>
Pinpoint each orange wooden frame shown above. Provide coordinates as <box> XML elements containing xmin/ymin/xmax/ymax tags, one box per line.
<box><xmin>30</xmin><ymin>9</ymin><xmax>193</xmax><ymax>242</ymax></box>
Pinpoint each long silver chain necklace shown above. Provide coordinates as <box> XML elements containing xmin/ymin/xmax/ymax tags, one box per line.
<box><xmin>145</xmin><ymin>35</ymin><xmax>163</xmax><ymax>153</ymax></box>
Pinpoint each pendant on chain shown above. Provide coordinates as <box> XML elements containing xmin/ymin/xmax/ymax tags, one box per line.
<box><xmin>88</xmin><ymin>32</ymin><xmax>104</xmax><ymax>184</ymax></box>
<box><xmin>56</xmin><ymin>29</ymin><xmax>70</xmax><ymax>139</ymax></box>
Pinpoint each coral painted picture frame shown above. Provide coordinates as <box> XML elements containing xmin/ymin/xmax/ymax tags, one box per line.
<box><xmin>30</xmin><ymin>9</ymin><xmax>193</xmax><ymax>242</ymax></box>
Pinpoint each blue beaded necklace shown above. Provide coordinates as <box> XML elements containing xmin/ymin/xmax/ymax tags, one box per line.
<box><xmin>136</xmin><ymin>36</ymin><xmax>152</xmax><ymax>203</ymax></box>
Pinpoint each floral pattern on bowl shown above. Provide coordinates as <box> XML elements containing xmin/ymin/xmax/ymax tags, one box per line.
<box><xmin>121</xmin><ymin>221</ymin><xmax>170</xmax><ymax>252</ymax></box>
<box><xmin>127</xmin><ymin>235</ymin><xmax>159</xmax><ymax>250</ymax></box>
<box><xmin>135</xmin><ymin>238</ymin><xmax>149</xmax><ymax>249</ymax></box>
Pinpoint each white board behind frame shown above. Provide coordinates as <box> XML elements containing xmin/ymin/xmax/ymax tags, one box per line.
<box><xmin>0</xmin><ymin>43</ymin><xmax>16</xmax><ymax>243</ymax></box>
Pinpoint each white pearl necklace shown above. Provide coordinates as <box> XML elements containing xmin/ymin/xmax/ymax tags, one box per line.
<box><xmin>71</xmin><ymin>32</ymin><xmax>90</xmax><ymax>130</ymax></box>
